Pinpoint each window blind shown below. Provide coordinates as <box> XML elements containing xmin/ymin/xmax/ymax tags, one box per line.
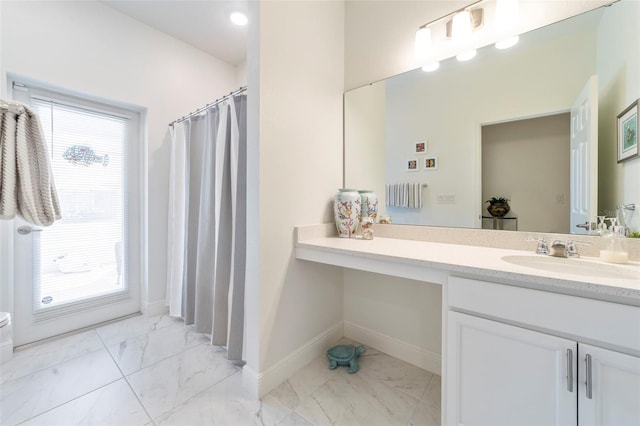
<box><xmin>30</xmin><ymin>97</ymin><xmax>130</xmax><ymax>310</ymax></box>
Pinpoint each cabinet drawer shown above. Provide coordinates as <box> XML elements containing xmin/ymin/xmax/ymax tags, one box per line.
<box><xmin>448</xmin><ymin>276</ymin><xmax>640</xmax><ymax>353</ymax></box>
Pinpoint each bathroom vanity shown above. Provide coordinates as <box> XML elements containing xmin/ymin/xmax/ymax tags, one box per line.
<box><xmin>295</xmin><ymin>224</ymin><xmax>640</xmax><ymax>425</ymax></box>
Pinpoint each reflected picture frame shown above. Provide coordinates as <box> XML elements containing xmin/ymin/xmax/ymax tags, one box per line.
<box><xmin>406</xmin><ymin>159</ymin><xmax>419</xmax><ymax>172</ymax></box>
<box><xmin>424</xmin><ymin>157</ymin><xmax>438</xmax><ymax>170</ymax></box>
<box><xmin>617</xmin><ymin>99</ymin><xmax>638</xmax><ymax>163</ymax></box>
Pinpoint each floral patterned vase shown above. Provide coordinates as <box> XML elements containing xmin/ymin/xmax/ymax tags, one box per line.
<box><xmin>358</xmin><ymin>190</ymin><xmax>378</xmax><ymax>221</ymax></box>
<box><xmin>334</xmin><ymin>189</ymin><xmax>361</xmax><ymax>238</ymax></box>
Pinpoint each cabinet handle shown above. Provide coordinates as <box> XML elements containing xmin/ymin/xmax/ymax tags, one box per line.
<box><xmin>585</xmin><ymin>353</ymin><xmax>593</xmax><ymax>399</ymax></box>
<box><xmin>566</xmin><ymin>348</ymin><xmax>573</xmax><ymax>392</ymax></box>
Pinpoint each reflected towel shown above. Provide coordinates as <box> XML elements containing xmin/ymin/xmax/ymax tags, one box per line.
<box><xmin>385</xmin><ymin>183</ymin><xmax>423</xmax><ymax>208</ymax></box>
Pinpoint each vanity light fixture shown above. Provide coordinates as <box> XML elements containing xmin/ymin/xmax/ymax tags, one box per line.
<box><xmin>456</xmin><ymin>49</ymin><xmax>477</xmax><ymax>61</ymax></box>
<box><xmin>414</xmin><ymin>0</ymin><xmax>521</xmax><ymax>70</ymax></box>
<box><xmin>415</xmin><ymin>27</ymin><xmax>441</xmax><ymax>71</ymax></box>
<box><xmin>422</xmin><ymin>62</ymin><xmax>440</xmax><ymax>72</ymax></box>
<box><xmin>494</xmin><ymin>0</ymin><xmax>520</xmax><ymax>49</ymax></box>
<box><xmin>230</xmin><ymin>12</ymin><xmax>248</xmax><ymax>26</ymax></box>
<box><xmin>452</xmin><ymin>10</ymin><xmax>473</xmax><ymax>44</ymax></box>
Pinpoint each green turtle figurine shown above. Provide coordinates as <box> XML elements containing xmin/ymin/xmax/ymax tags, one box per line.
<box><xmin>326</xmin><ymin>344</ymin><xmax>366</xmax><ymax>373</ymax></box>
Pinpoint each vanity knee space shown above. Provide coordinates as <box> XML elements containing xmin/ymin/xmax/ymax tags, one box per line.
<box><xmin>444</xmin><ymin>276</ymin><xmax>640</xmax><ymax>426</ymax></box>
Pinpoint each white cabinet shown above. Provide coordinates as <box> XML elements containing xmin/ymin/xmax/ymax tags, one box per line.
<box><xmin>447</xmin><ymin>311</ymin><xmax>577</xmax><ymax>426</ymax></box>
<box><xmin>579</xmin><ymin>344</ymin><xmax>640</xmax><ymax>426</ymax></box>
<box><xmin>446</xmin><ymin>276</ymin><xmax>640</xmax><ymax>426</ymax></box>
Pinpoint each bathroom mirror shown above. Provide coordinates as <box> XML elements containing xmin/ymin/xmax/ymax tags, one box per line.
<box><xmin>344</xmin><ymin>0</ymin><xmax>639</xmax><ymax>234</ymax></box>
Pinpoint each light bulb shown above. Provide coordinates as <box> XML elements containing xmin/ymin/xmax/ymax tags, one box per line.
<box><xmin>230</xmin><ymin>12</ymin><xmax>248</xmax><ymax>26</ymax></box>
<box><xmin>414</xmin><ymin>27</ymin><xmax>432</xmax><ymax>62</ymax></box>
<box><xmin>452</xmin><ymin>10</ymin><xmax>472</xmax><ymax>44</ymax></box>
<box><xmin>422</xmin><ymin>62</ymin><xmax>440</xmax><ymax>72</ymax></box>
<box><xmin>495</xmin><ymin>0</ymin><xmax>519</xmax><ymax>49</ymax></box>
<box><xmin>495</xmin><ymin>35</ymin><xmax>519</xmax><ymax>49</ymax></box>
<box><xmin>456</xmin><ymin>49</ymin><xmax>477</xmax><ymax>61</ymax></box>
<box><xmin>495</xmin><ymin>0</ymin><xmax>519</xmax><ymax>32</ymax></box>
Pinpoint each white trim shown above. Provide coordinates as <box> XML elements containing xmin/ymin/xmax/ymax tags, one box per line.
<box><xmin>344</xmin><ymin>320</ymin><xmax>441</xmax><ymax>375</ymax></box>
<box><xmin>0</xmin><ymin>341</ymin><xmax>13</xmax><ymax>363</ymax></box>
<box><xmin>141</xmin><ymin>299</ymin><xmax>168</xmax><ymax>317</ymax></box>
<box><xmin>7</xmin><ymin>76</ymin><xmax>146</xmax><ymax>345</ymax></box>
<box><xmin>241</xmin><ymin>365</ymin><xmax>260</xmax><ymax>399</ymax></box>
<box><xmin>255</xmin><ymin>321</ymin><xmax>344</xmax><ymax>397</ymax></box>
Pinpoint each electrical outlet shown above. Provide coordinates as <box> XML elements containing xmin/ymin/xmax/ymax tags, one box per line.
<box><xmin>437</xmin><ymin>194</ymin><xmax>456</xmax><ymax>204</ymax></box>
<box><xmin>556</xmin><ymin>194</ymin><xmax>565</xmax><ymax>204</ymax></box>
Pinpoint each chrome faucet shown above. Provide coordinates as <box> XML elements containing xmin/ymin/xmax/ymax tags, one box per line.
<box><xmin>549</xmin><ymin>239</ymin><xmax>591</xmax><ymax>258</ymax></box>
<box><xmin>549</xmin><ymin>240</ymin><xmax>568</xmax><ymax>257</ymax></box>
<box><xmin>527</xmin><ymin>237</ymin><xmax>549</xmax><ymax>255</ymax></box>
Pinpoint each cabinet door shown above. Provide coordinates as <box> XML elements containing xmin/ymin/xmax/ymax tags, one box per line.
<box><xmin>447</xmin><ymin>311</ymin><xmax>577</xmax><ymax>426</ymax></box>
<box><xmin>579</xmin><ymin>344</ymin><xmax>640</xmax><ymax>426</ymax></box>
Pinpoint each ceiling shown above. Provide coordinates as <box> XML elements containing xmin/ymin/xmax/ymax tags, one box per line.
<box><xmin>101</xmin><ymin>0</ymin><xmax>248</xmax><ymax>66</ymax></box>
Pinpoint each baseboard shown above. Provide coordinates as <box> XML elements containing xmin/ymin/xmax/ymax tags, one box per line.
<box><xmin>256</xmin><ymin>321</ymin><xmax>344</xmax><ymax>397</ymax></box>
<box><xmin>241</xmin><ymin>366</ymin><xmax>260</xmax><ymax>399</ymax></box>
<box><xmin>344</xmin><ymin>321</ymin><xmax>441</xmax><ymax>375</ymax></box>
<box><xmin>0</xmin><ymin>340</ymin><xmax>14</xmax><ymax>363</ymax></box>
<box><xmin>141</xmin><ymin>299</ymin><xmax>168</xmax><ymax>317</ymax></box>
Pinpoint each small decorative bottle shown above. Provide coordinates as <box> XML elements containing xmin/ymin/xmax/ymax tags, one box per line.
<box><xmin>358</xmin><ymin>190</ymin><xmax>378</xmax><ymax>221</ymax></box>
<box><xmin>334</xmin><ymin>189</ymin><xmax>361</xmax><ymax>238</ymax></box>
<box><xmin>361</xmin><ymin>217</ymin><xmax>374</xmax><ymax>240</ymax></box>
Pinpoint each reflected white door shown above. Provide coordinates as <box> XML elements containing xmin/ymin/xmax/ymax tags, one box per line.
<box><xmin>11</xmin><ymin>82</ymin><xmax>142</xmax><ymax>346</ymax></box>
<box><xmin>570</xmin><ymin>75</ymin><xmax>598</xmax><ymax>234</ymax></box>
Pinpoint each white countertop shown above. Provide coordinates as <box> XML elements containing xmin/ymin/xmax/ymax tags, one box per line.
<box><xmin>296</xmin><ymin>236</ymin><xmax>640</xmax><ymax>306</ymax></box>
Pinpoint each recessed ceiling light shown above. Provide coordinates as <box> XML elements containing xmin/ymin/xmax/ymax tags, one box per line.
<box><xmin>230</xmin><ymin>12</ymin><xmax>248</xmax><ymax>26</ymax></box>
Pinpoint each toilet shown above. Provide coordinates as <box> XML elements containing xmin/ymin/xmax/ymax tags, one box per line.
<box><xmin>0</xmin><ymin>312</ymin><xmax>13</xmax><ymax>363</ymax></box>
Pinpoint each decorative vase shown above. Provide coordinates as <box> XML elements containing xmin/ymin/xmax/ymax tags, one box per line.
<box><xmin>487</xmin><ymin>202</ymin><xmax>510</xmax><ymax>218</ymax></box>
<box><xmin>358</xmin><ymin>190</ymin><xmax>378</xmax><ymax>221</ymax></box>
<box><xmin>334</xmin><ymin>189</ymin><xmax>361</xmax><ymax>238</ymax></box>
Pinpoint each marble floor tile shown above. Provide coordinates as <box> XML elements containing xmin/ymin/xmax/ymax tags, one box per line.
<box><xmin>126</xmin><ymin>343</ymin><xmax>240</xmax><ymax>420</ymax></box>
<box><xmin>156</xmin><ymin>371</ymin><xmax>291</xmax><ymax>426</ymax></box>
<box><xmin>106</xmin><ymin>323</ymin><xmax>209</xmax><ymax>375</ymax></box>
<box><xmin>267</xmin><ymin>355</ymin><xmax>336</xmax><ymax>411</ymax></box>
<box><xmin>422</xmin><ymin>375</ymin><xmax>441</xmax><ymax>409</ymax></box>
<box><xmin>291</xmin><ymin>368</ymin><xmax>420</xmax><ymax>426</ymax></box>
<box><xmin>409</xmin><ymin>402</ymin><xmax>441</xmax><ymax>426</ymax></box>
<box><xmin>96</xmin><ymin>313</ymin><xmax>180</xmax><ymax>347</ymax></box>
<box><xmin>409</xmin><ymin>375</ymin><xmax>441</xmax><ymax>426</ymax></box>
<box><xmin>21</xmin><ymin>379</ymin><xmax>151</xmax><ymax>426</ymax></box>
<box><xmin>278</xmin><ymin>411</ymin><xmax>314</xmax><ymax>426</ymax></box>
<box><xmin>0</xmin><ymin>349</ymin><xmax>122</xmax><ymax>426</ymax></box>
<box><xmin>0</xmin><ymin>330</ymin><xmax>104</xmax><ymax>384</ymax></box>
<box><xmin>352</xmin><ymin>350</ymin><xmax>433</xmax><ymax>400</ymax></box>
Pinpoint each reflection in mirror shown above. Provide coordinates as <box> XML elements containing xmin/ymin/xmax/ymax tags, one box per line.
<box><xmin>344</xmin><ymin>0</ymin><xmax>640</xmax><ymax>235</ymax></box>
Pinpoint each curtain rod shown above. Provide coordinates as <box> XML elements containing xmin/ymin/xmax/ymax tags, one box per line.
<box><xmin>0</xmin><ymin>99</ymin><xmax>26</xmax><ymax>115</ymax></box>
<box><xmin>169</xmin><ymin>86</ymin><xmax>247</xmax><ymax>127</ymax></box>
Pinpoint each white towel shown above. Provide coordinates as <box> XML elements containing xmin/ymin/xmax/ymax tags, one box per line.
<box><xmin>0</xmin><ymin>102</ymin><xmax>61</xmax><ymax>226</ymax></box>
<box><xmin>385</xmin><ymin>183</ymin><xmax>423</xmax><ymax>208</ymax></box>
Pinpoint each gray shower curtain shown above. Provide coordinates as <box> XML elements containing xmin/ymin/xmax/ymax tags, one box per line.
<box><xmin>166</xmin><ymin>94</ymin><xmax>247</xmax><ymax>361</ymax></box>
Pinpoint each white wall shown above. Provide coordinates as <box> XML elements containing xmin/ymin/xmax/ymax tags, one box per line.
<box><xmin>597</xmin><ymin>0</ymin><xmax>640</xmax><ymax>233</ymax></box>
<box><xmin>344</xmin><ymin>270</ymin><xmax>442</xmax><ymax>374</ymax></box>
<box><xmin>236</xmin><ymin>60</ymin><xmax>248</xmax><ymax>88</ymax></box>
<box><xmin>0</xmin><ymin>1</ymin><xmax>237</xmax><ymax>312</ymax></box>
<box><xmin>248</xmin><ymin>0</ymin><xmax>345</xmax><ymax>395</ymax></box>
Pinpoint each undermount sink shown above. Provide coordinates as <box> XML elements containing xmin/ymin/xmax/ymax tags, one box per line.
<box><xmin>501</xmin><ymin>255</ymin><xmax>640</xmax><ymax>280</ymax></box>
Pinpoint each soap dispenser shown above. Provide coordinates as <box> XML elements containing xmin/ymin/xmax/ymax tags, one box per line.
<box><xmin>600</xmin><ymin>224</ymin><xmax>629</xmax><ymax>264</ymax></box>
